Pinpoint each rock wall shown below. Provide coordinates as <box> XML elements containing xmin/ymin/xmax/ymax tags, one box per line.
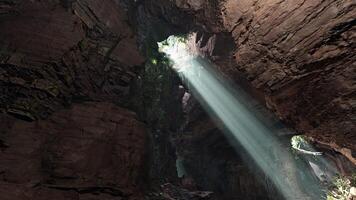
<box><xmin>176</xmin><ymin>111</ymin><xmax>273</xmax><ymax>200</ymax></box>
<box><xmin>122</xmin><ymin>0</ymin><xmax>356</xmax><ymax>199</ymax></box>
<box><xmin>0</xmin><ymin>1</ymin><xmax>149</xmax><ymax>199</ymax></box>
<box><xmin>166</xmin><ymin>0</ymin><xmax>356</xmax><ymax>163</ymax></box>
<box><xmin>0</xmin><ymin>102</ymin><xmax>146</xmax><ymax>200</ymax></box>
<box><xmin>0</xmin><ymin>0</ymin><xmax>354</xmax><ymax>199</ymax></box>
<box><xmin>0</xmin><ymin>0</ymin><xmax>144</xmax><ymax>120</ymax></box>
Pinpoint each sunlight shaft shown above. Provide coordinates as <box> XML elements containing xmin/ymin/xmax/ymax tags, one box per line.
<box><xmin>158</xmin><ymin>35</ymin><xmax>325</xmax><ymax>199</ymax></box>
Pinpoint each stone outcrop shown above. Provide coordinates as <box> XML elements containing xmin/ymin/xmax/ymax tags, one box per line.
<box><xmin>164</xmin><ymin>0</ymin><xmax>356</xmax><ymax>162</ymax></box>
<box><xmin>176</xmin><ymin>116</ymin><xmax>272</xmax><ymax>200</ymax></box>
<box><xmin>122</xmin><ymin>0</ymin><xmax>355</xmax><ymax>199</ymax></box>
<box><xmin>0</xmin><ymin>102</ymin><xmax>146</xmax><ymax>200</ymax></box>
<box><xmin>173</xmin><ymin>92</ymin><xmax>284</xmax><ymax>200</ymax></box>
<box><xmin>0</xmin><ymin>0</ymin><xmax>144</xmax><ymax>120</ymax></box>
<box><xmin>0</xmin><ymin>1</ymin><xmax>148</xmax><ymax>199</ymax></box>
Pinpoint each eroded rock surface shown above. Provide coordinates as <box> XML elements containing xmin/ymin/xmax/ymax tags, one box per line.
<box><xmin>0</xmin><ymin>102</ymin><xmax>146</xmax><ymax>200</ymax></box>
<box><xmin>0</xmin><ymin>0</ymin><xmax>144</xmax><ymax>120</ymax></box>
<box><xmin>0</xmin><ymin>0</ymin><xmax>354</xmax><ymax>199</ymax></box>
<box><xmin>166</xmin><ymin>0</ymin><xmax>356</xmax><ymax>160</ymax></box>
<box><xmin>0</xmin><ymin>1</ymin><xmax>148</xmax><ymax>199</ymax></box>
<box><xmin>123</xmin><ymin>0</ymin><xmax>355</xmax><ymax>199</ymax></box>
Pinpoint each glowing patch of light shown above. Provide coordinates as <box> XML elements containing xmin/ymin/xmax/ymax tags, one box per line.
<box><xmin>151</xmin><ymin>58</ymin><xmax>158</xmax><ymax>65</ymax></box>
<box><xmin>158</xmin><ymin>35</ymin><xmax>332</xmax><ymax>200</ymax></box>
<box><xmin>158</xmin><ymin>36</ymin><xmax>195</xmax><ymax>73</ymax></box>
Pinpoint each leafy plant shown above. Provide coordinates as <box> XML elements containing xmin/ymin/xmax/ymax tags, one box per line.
<box><xmin>326</xmin><ymin>175</ymin><xmax>355</xmax><ymax>200</ymax></box>
<box><xmin>291</xmin><ymin>135</ymin><xmax>307</xmax><ymax>150</ymax></box>
<box><xmin>291</xmin><ymin>135</ymin><xmax>322</xmax><ymax>156</ymax></box>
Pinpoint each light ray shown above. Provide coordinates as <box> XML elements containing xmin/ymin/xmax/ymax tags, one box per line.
<box><xmin>158</xmin><ymin>35</ymin><xmax>331</xmax><ymax>199</ymax></box>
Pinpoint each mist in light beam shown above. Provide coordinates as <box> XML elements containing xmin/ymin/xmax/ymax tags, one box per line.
<box><xmin>158</xmin><ymin>35</ymin><xmax>329</xmax><ymax>200</ymax></box>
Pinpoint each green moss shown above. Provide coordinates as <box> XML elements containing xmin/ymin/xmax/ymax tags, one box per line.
<box><xmin>291</xmin><ymin>135</ymin><xmax>323</xmax><ymax>156</ymax></box>
<box><xmin>327</xmin><ymin>174</ymin><xmax>356</xmax><ymax>200</ymax></box>
<box><xmin>291</xmin><ymin>135</ymin><xmax>308</xmax><ymax>150</ymax></box>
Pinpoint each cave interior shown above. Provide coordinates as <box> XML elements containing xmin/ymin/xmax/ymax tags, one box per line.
<box><xmin>0</xmin><ymin>0</ymin><xmax>355</xmax><ymax>200</ymax></box>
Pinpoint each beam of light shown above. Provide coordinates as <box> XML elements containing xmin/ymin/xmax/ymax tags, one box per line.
<box><xmin>158</xmin><ymin>35</ymin><xmax>332</xmax><ymax>200</ymax></box>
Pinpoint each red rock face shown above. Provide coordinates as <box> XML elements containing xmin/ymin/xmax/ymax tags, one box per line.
<box><xmin>0</xmin><ymin>1</ymin><xmax>150</xmax><ymax>198</ymax></box>
<box><xmin>168</xmin><ymin>0</ymin><xmax>356</xmax><ymax>161</ymax></box>
<box><xmin>0</xmin><ymin>1</ymin><xmax>85</xmax><ymax>64</ymax></box>
<box><xmin>0</xmin><ymin>102</ymin><xmax>146</xmax><ymax>200</ymax></box>
<box><xmin>132</xmin><ymin>1</ymin><xmax>355</xmax><ymax>198</ymax></box>
<box><xmin>0</xmin><ymin>0</ymin><xmax>354</xmax><ymax>199</ymax></box>
<box><xmin>0</xmin><ymin>1</ymin><xmax>149</xmax><ymax>199</ymax></box>
<box><xmin>222</xmin><ymin>0</ymin><xmax>356</xmax><ymax>159</ymax></box>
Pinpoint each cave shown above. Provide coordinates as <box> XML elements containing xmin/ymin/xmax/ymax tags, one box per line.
<box><xmin>0</xmin><ymin>1</ymin><xmax>355</xmax><ymax>200</ymax></box>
